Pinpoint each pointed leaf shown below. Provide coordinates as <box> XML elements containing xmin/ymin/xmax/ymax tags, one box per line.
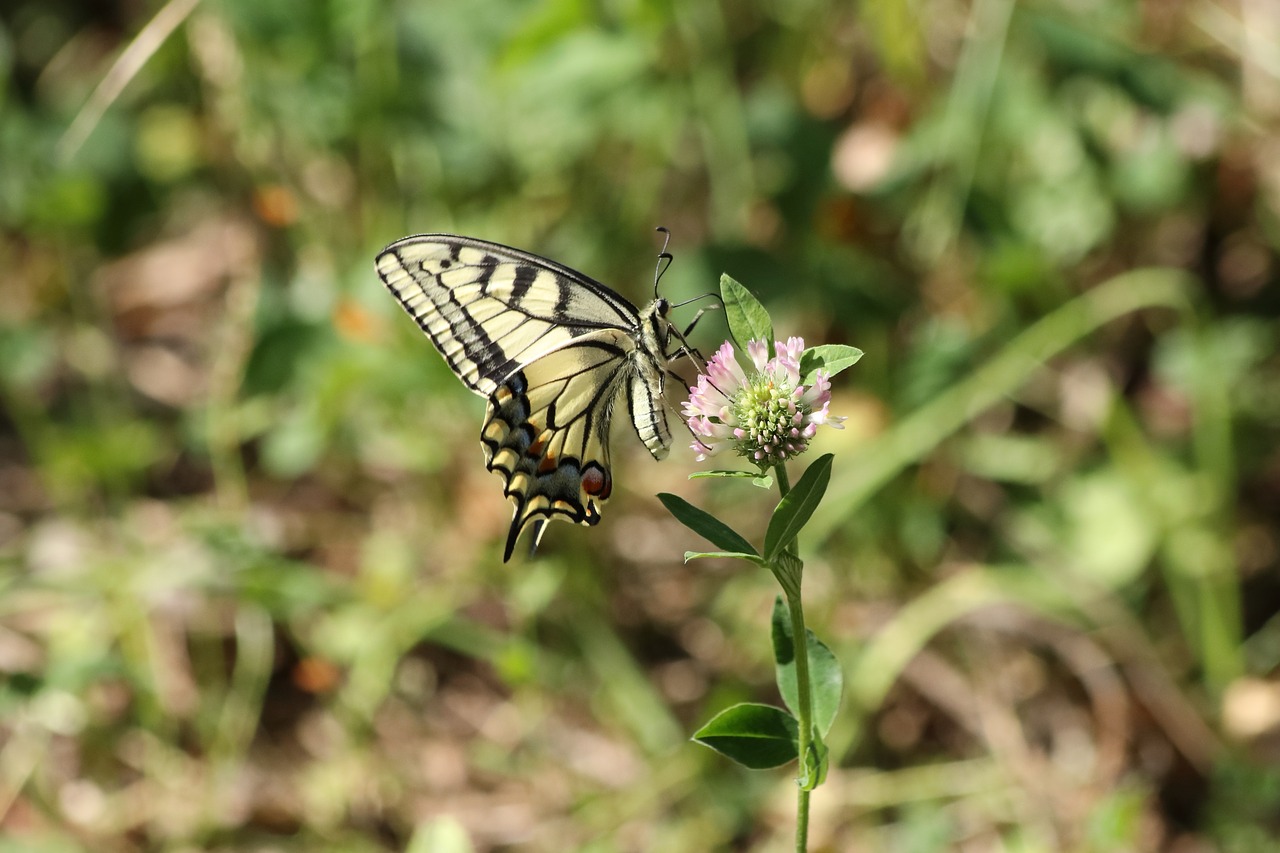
<box><xmin>658</xmin><ymin>493</ymin><xmax>759</xmax><ymax>557</ymax></box>
<box><xmin>764</xmin><ymin>454</ymin><xmax>834</xmax><ymax>562</ymax></box>
<box><xmin>688</xmin><ymin>470</ymin><xmax>773</xmax><ymax>488</ymax></box>
<box><xmin>684</xmin><ymin>550</ymin><xmax>767</xmax><ymax>566</ymax></box>
<box><xmin>799</xmin><ymin>344</ymin><xmax>863</xmax><ymax>385</ymax></box>
<box><xmin>720</xmin><ymin>274</ymin><xmax>773</xmax><ymax>351</ymax></box>
<box><xmin>771</xmin><ymin>596</ymin><xmax>844</xmax><ymax>737</ymax></box>
<box><xmin>691</xmin><ymin>702</ymin><xmax>798</xmax><ymax>769</ymax></box>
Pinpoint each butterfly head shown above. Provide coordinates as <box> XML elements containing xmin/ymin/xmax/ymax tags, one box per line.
<box><xmin>654</xmin><ymin>296</ymin><xmax>672</xmax><ymax>340</ymax></box>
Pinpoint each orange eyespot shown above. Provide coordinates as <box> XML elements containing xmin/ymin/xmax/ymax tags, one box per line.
<box><xmin>581</xmin><ymin>465</ymin><xmax>611</xmax><ymax>499</ymax></box>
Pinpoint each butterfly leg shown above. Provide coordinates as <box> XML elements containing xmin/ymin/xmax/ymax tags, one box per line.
<box><xmin>665</xmin><ymin>302</ymin><xmax>717</xmax><ymax>370</ymax></box>
<box><xmin>668</xmin><ymin>344</ymin><xmax>705</xmax><ymax>363</ymax></box>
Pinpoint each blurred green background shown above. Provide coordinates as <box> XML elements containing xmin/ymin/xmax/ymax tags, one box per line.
<box><xmin>3</xmin><ymin>0</ymin><xmax>1280</xmax><ymax>850</ymax></box>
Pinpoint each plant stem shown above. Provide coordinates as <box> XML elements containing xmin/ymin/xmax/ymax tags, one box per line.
<box><xmin>788</xmin><ymin>588</ymin><xmax>813</xmax><ymax>852</ymax></box>
<box><xmin>775</xmin><ymin>463</ymin><xmax>791</xmax><ymax>498</ymax></box>
<box><xmin>774</xmin><ymin>463</ymin><xmax>813</xmax><ymax>853</ymax></box>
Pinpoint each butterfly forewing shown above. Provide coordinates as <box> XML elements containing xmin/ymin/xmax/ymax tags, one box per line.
<box><xmin>377</xmin><ymin>235</ymin><xmax>641</xmax><ymax>394</ymax></box>
<box><xmin>376</xmin><ymin>233</ymin><xmax>677</xmax><ymax>561</ymax></box>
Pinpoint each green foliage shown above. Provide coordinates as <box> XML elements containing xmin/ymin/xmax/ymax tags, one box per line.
<box><xmin>1</xmin><ymin>0</ymin><xmax>1276</xmax><ymax>849</ymax></box>
<box><xmin>771</xmin><ymin>597</ymin><xmax>843</xmax><ymax>738</ymax></box>
<box><xmin>691</xmin><ymin>702</ymin><xmax>799</xmax><ymax>769</ymax></box>
<box><xmin>720</xmin><ymin>273</ymin><xmax>774</xmax><ymax>352</ymax></box>
<box><xmin>764</xmin><ymin>453</ymin><xmax>833</xmax><ymax>564</ymax></box>
<box><xmin>657</xmin><ymin>492</ymin><xmax>761</xmax><ymax>562</ymax></box>
<box><xmin>407</xmin><ymin>816</ymin><xmax>478</xmax><ymax>853</ymax></box>
<box><xmin>798</xmin><ymin>344</ymin><xmax>863</xmax><ymax>385</ymax></box>
<box><xmin>688</xmin><ymin>469</ymin><xmax>774</xmax><ymax>488</ymax></box>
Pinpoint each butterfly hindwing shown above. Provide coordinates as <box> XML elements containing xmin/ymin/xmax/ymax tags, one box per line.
<box><xmin>376</xmin><ymin>234</ymin><xmax>677</xmax><ymax>561</ymax></box>
<box><xmin>482</xmin><ymin>332</ymin><xmax>633</xmax><ymax>560</ymax></box>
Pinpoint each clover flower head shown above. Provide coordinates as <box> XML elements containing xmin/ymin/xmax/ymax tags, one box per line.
<box><xmin>682</xmin><ymin>336</ymin><xmax>845</xmax><ymax>465</ymax></box>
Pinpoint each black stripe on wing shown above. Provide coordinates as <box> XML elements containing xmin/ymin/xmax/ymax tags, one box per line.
<box><xmin>382</xmin><ymin>233</ymin><xmax>642</xmax><ymax>329</ymax></box>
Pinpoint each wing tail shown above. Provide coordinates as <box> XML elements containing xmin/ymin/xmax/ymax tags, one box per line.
<box><xmin>504</xmin><ymin>518</ymin><xmax>549</xmax><ymax>562</ymax></box>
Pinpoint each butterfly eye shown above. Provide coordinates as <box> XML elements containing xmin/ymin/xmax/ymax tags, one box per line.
<box><xmin>581</xmin><ymin>462</ymin><xmax>612</xmax><ymax>499</ymax></box>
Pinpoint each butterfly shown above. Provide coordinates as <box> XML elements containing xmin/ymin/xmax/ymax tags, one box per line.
<box><xmin>376</xmin><ymin>233</ymin><xmax>701</xmax><ymax>561</ymax></box>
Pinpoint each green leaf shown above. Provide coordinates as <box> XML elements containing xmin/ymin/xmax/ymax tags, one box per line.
<box><xmin>688</xmin><ymin>470</ymin><xmax>774</xmax><ymax>488</ymax></box>
<box><xmin>658</xmin><ymin>493</ymin><xmax>759</xmax><ymax>557</ymax></box>
<box><xmin>684</xmin><ymin>550</ymin><xmax>766</xmax><ymax>565</ymax></box>
<box><xmin>764</xmin><ymin>454</ymin><xmax>834</xmax><ymax>562</ymax></box>
<box><xmin>691</xmin><ymin>702</ymin><xmax>799</xmax><ymax>769</ymax></box>
<box><xmin>720</xmin><ymin>274</ymin><xmax>773</xmax><ymax>351</ymax></box>
<box><xmin>799</xmin><ymin>344</ymin><xmax>863</xmax><ymax>385</ymax></box>
<box><xmin>771</xmin><ymin>596</ymin><xmax>844</xmax><ymax>737</ymax></box>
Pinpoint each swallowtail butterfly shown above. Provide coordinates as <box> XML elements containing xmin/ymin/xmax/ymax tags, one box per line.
<box><xmin>376</xmin><ymin>233</ymin><xmax>697</xmax><ymax>561</ymax></box>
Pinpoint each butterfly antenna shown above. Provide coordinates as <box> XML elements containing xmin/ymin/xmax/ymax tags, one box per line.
<box><xmin>653</xmin><ymin>226</ymin><xmax>673</xmax><ymax>299</ymax></box>
<box><xmin>670</xmin><ymin>291</ymin><xmax>723</xmax><ymax>313</ymax></box>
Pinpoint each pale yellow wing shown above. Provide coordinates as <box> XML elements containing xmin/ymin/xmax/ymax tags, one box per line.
<box><xmin>375</xmin><ymin>233</ymin><xmax>678</xmax><ymax>561</ymax></box>
<box><xmin>376</xmin><ymin>234</ymin><xmax>643</xmax><ymax>395</ymax></box>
